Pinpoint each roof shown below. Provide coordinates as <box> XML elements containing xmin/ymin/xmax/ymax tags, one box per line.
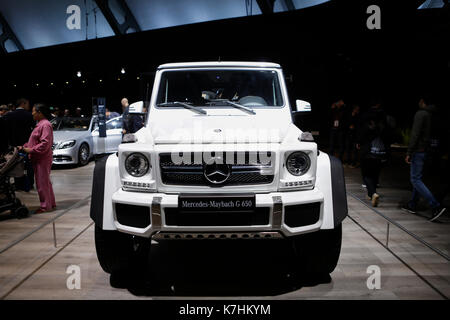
<box><xmin>157</xmin><ymin>61</ymin><xmax>282</xmax><ymax>70</ymax></box>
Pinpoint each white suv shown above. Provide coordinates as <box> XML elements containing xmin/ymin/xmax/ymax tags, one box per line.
<box><xmin>90</xmin><ymin>62</ymin><xmax>347</xmax><ymax>283</ymax></box>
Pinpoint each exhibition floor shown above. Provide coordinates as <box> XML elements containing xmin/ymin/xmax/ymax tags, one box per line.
<box><xmin>0</xmin><ymin>161</ymin><xmax>448</xmax><ymax>300</ymax></box>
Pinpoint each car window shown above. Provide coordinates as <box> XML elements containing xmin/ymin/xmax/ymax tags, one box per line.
<box><xmin>156</xmin><ymin>69</ymin><xmax>284</xmax><ymax>107</ymax></box>
<box><xmin>106</xmin><ymin>119</ymin><xmax>122</xmax><ymax>130</ymax></box>
<box><xmin>52</xmin><ymin>117</ymin><xmax>92</xmax><ymax>131</ymax></box>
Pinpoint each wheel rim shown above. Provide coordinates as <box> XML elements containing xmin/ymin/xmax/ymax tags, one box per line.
<box><xmin>80</xmin><ymin>145</ymin><xmax>89</xmax><ymax>163</ymax></box>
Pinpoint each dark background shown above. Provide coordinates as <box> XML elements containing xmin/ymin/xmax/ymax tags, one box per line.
<box><xmin>1</xmin><ymin>0</ymin><xmax>449</xmax><ymax>144</ymax></box>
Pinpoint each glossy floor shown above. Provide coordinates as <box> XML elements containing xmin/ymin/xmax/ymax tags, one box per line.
<box><xmin>0</xmin><ymin>161</ymin><xmax>448</xmax><ymax>299</ymax></box>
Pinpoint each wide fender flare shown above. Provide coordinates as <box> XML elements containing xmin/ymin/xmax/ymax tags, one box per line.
<box><xmin>316</xmin><ymin>152</ymin><xmax>348</xmax><ymax>229</ymax></box>
<box><xmin>90</xmin><ymin>154</ymin><xmax>120</xmax><ymax>229</ymax></box>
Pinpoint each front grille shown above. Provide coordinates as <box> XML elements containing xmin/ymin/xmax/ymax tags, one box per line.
<box><xmin>159</xmin><ymin>152</ymin><xmax>274</xmax><ymax>186</ymax></box>
<box><xmin>164</xmin><ymin>207</ymin><xmax>270</xmax><ymax>226</ymax></box>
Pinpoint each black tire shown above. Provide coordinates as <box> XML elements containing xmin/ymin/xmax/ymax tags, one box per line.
<box><xmin>292</xmin><ymin>224</ymin><xmax>342</xmax><ymax>275</ymax></box>
<box><xmin>94</xmin><ymin>225</ymin><xmax>132</xmax><ymax>274</ymax></box>
<box><xmin>94</xmin><ymin>225</ymin><xmax>150</xmax><ymax>275</ymax></box>
<box><xmin>14</xmin><ymin>206</ymin><xmax>29</xmax><ymax>219</ymax></box>
<box><xmin>78</xmin><ymin>143</ymin><xmax>90</xmax><ymax>166</ymax></box>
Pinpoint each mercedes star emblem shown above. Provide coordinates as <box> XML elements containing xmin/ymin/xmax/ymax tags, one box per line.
<box><xmin>203</xmin><ymin>156</ymin><xmax>231</xmax><ymax>184</ymax></box>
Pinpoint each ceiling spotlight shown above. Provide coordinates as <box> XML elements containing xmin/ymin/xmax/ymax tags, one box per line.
<box><xmin>136</xmin><ymin>76</ymin><xmax>140</xmax><ymax>80</ymax></box>
<box><xmin>77</xmin><ymin>71</ymin><xmax>82</xmax><ymax>78</ymax></box>
<box><xmin>99</xmin><ymin>79</ymin><xmax>103</xmax><ymax>83</ymax></box>
<box><xmin>36</xmin><ymin>83</ymin><xmax>39</xmax><ymax>87</ymax></box>
<box><xmin>66</xmin><ymin>81</ymin><xmax>69</xmax><ymax>85</ymax></box>
<box><xmin>50</xmin><ymin>82</ymin><xmax>54</xmax><ymax>86</ymax></box>
<box><xmin>82</xmin><ymin>80</ymin><xmax>86</xmax><ymax>84</ymax></box>
<box><xmin>121</xmin><ymin>68</ymin><xmax>125</xmax><ymax>74</ymax></box>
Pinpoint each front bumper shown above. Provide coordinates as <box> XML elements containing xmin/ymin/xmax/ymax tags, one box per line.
<box><xmin>52</xmin><ymin>147</ymin><xmax>77</xmax><ymax>164</ymax></box>
<box><xmin>111</xmin><ymin>188</ymin><xmax>324</xmax><ymax>238</ymax></box>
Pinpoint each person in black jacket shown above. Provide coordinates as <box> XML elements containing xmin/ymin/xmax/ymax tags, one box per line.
<box><xmin>4</xmin><ymin>98</ymin><xmax>35</xmax><ymax>147</ymax></box>
<box><xmin>344</xmin><ymin>104</ymin><xmax>361</xmax><ymax>167</ymax></box>
<box><xmin>3</xmin><ymin>98</ymin><xmax>35</xmax><ymax>190</ymax></box>
<box><xmin>329</xmin><ymin>99</ymin><xmax>346</xmax><ymax>160</ymax></box>
<box><xmin>357</xmin><ymin>100</ymin><xmax>390</xmax><ymax>207</ymax></box>
<box><xmin>402</xmin><ymin>97</ymin><xmax>447</xmax><ymax>221</ymax></box>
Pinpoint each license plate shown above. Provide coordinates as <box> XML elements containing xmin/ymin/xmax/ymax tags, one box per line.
<box><xmin>178</xmin><ymin>194</ymin><xmax>255</xmax><ymax>211</ymax></box>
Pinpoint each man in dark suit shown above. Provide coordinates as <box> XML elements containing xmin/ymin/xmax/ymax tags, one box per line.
<box><xmin>3</xmin><ymin>98</ymin><xmax>35</xmax><ymax>191</ymax></box>
<box><xmin>4</xmin><ymin>98</ymin><xmax>35</xmax><ymax>147</ymax></box>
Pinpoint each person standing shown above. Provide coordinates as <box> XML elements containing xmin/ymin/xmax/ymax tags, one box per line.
<box><xmin>20</xmin><ymin>104</ymin><xmax>56</xmax><ymax>214</ymax></box>
<box><xmin>0</xmin><ymin>105</ymin><xmax>10</xmax><ymax>153</ymax></box>
<box><xmin>357</xmin><ymin>100</ymin><xmax>389</xmax><ymax>207</ymax></box>
<box><xmin>3</xmin><ymin>98</ymin><xmax>35</xmax><ymax>191</ymax></box>
<box><xmin>402</xmin><ymin>97</ymin><xmax>447</xmax><ymax>221</ymax></box>
<box><xmin>105</xmin><ymin>108</ymin><xmax>120</xmax><ymax>120</ymax></box>
<box><xmin>344</xmin><ymin>104</ymin><xmax>361</xmax><ymax>168</ymax></box>
<box><xmin>0</xmin><ymin>104</ymin><xmax>9</xmax><ymax>117</ymax></box>
<box><xmin>3</xmin><ymin>98</ymin><xmax>34</xmax><ymax>150</ymax></box>
<box><xmin>121</xmin><ymin>97</ymin><xmax>130</xmax><ymax>136</ymax></box>
<box><xmin>329</xmin><ymin>99</ymin><xmax>346</xmax><ymax>160</ymax></box>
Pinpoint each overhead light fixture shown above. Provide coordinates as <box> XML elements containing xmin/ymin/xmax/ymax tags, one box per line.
<box><xmin>66</xmin><ymin>81</ymin><xmax>69</xmax><ymax>85</ymax></box>
<box><xmin>77</xmin><ymin>71</ymin><xmax>82</xmax><ymax>78</ymax></box>
<box><xmin>136</xmin><ymin>76</ymin><xmax>140</xmax><ymax>80</ymax></box>
<box><xmin>50</xmin><ymin>82</ymin><xmax>54</xmax><ymax>86</ymax></box>
<box><xmin>121</xmin><ymin>68</ymin><xmax>125</xmax><ymax>74</ymax></box>
<box><xmin>99</xmin><ymin>79</ymin><xmax>103</xmax><ymax>83</ymax></box>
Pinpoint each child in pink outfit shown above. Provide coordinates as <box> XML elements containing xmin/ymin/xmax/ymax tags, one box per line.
<box><xmin>22</xmin><ymin>104</ymin><xmax>56</xmax><ymax>213</ymax></box>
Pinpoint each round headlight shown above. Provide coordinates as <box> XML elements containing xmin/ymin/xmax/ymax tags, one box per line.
<box><xmin>286</xmin><ymin>151</ymin><xmax>310</xmax><ymax>176</ymax></box>
<box><xmin>125</xmin><ymin>153</ymin><xmax>150</xmax><ymax>177</ymax></box>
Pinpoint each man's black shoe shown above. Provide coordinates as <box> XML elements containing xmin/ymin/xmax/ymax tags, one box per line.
<box><xmin>401</xmin><ymin>204</ymin><xmax>417</xmax><ymax>214</ymax></box>
<box><xmin>429</xmin><ymin>206</ymin><xmax>447</xmax><ymax>222</ymax></box>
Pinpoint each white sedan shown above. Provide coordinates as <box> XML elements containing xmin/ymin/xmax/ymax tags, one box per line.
<box><xmin>52</xmin><ymin>116</ymin><xmax>123</xmax><ymax>165</ymax></box>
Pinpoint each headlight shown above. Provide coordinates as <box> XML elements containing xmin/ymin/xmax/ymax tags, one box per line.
<box><xmin>286</xmin><ymin>151</ymin><xmax>310</xmax><ymax>176</ymax></box>
<box><xmin>58</xmin><ymin>140</ymin><xmax>76</xmax><ymax>149</ymax></box>
<box><xmin>125</xmin><ymin>153</ymin><xmax>150</xmax><ymax>177</ymax></box>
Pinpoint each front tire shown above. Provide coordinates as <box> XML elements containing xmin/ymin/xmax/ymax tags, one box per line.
<box><xmin>292</xmin><ymin>224</ymin><xmax>342</xmax><ymax>275</ymax></box>
<box><xmin>94</xmin><ymin>225</ymin><xmax>134</xmax><ymax>274</ymax></box>
<box><xmin>78</xmin><ymin>143</ymin><xmax>90</xmax><ymax>166</ymax></box>
<box><xmin>94</xmin><ymin>225</ymin><xmax>151</xmax><ymax>288</ymax></box>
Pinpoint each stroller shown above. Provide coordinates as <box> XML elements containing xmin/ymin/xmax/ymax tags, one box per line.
<box><xmin>0</xmin><ymin>147</ymin><xmax>30</xmax><ymax>218</ymax></box>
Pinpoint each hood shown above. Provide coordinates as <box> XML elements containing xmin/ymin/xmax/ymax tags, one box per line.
<box><xmin>53</xmin><ymin>130</ymin><xmax>90</xmax><ymax>143</ymax></box>
<box><xmin>149</xmin><ymin>110</ymin><xmax>292</xmax><ymax>144</ymax></box>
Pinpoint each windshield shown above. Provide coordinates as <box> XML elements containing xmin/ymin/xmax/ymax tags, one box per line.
<box><xmin>156</xmin><ymin>69</ymin><xmax>284</xmax><ymax>107</ymax></box>
<box><xmin>52</xmin><ymin>117</ymin><xmax>92</xmax><ymax>131</ymax></box>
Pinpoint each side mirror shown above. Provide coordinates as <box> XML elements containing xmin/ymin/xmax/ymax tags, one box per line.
<box><xmin>294</xmin><ymin>100</ymin><xmax>312</xmax><ymax>113</ymax></box>
<box><xmin>129</xmin><ymin>101</ymin><xmax>144</xmax><ymax>114</ymax></box>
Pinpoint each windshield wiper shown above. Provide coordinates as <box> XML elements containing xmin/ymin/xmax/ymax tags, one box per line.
<box><xmin>206</xmin><ymin>99</ymin><xmax>255</xmax><ymax>115</ymax></box>
<box><xmin>158</xmin><ymin>101</ymin><xmax>207</xmax><ymax>115</ymax></box>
